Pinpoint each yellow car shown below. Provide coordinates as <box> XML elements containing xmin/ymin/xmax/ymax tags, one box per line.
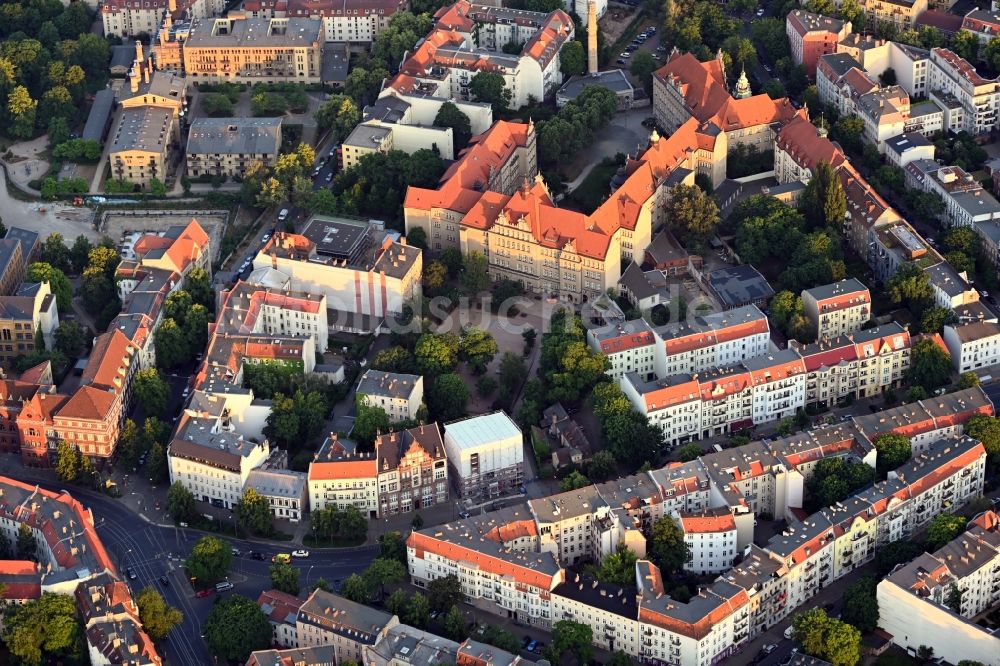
<box><xmin>272</xmin><ymin>553</ymin><xmax>291</xmax><ymax>564</ymax></box>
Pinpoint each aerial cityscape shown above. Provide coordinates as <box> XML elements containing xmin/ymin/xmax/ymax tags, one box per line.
<box><xmin>0</xmin><ymin>0</ymin><xmax>998</xmax><ymax>664</ymax></box>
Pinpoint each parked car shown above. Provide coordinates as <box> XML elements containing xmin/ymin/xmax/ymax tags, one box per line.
<box><xmin>250</xmin><ymin>551</ymin><xmax>267</xmax><ymax>561</ymax></box>
<box><xmin>126</xmin><ymin>567</ymin><xmax>137</xmax><ymax>580</ymax></box>
<box><xmin>214</xmin><ymin>581</ymin><xmax>234</xmax><ymax>592</ymax></box>
<box><xmin>272</xmin><ymin>553</ymin><xmax>291</xmax><ymax>564</ymax></box>
<box><xmin>616</xmin><ymin>59</ymin><xmax>627</xmax><ymax>65</ymax></box>
<box><xmin>195</xmin><ymin>589</ymin><xmax>213</xmax><ymax>598</ymax></box>
<box><xmin>762</xmin><ymin>644</ymin><xmax>777</xmax><ymax>655</ymax></box>
<box><xmin>292</xmin><ymin>549</ymin><xmax>310</xmax><ymax>558</ymax></box>
<box><xmin>277</xmin><ymin>208</ymin><xmax>289</xmax><ymax>222</ymax></box>
<box><xmin>231</xmin><ymin>548</ymin><xmax>241</xmax><ymax>557</ymax></box>
<box><xmin>159</xmin><ymin>576</ymin><xmax>170</xmax><ymax>587</ymax></box>
<box><xmin>783</xmin><ymin>626</ymin><xmax>795</xmax><ymax>640</ymax></box>
<box><xmin>525</xmin><ymin>640</ymin><xmax>538</xmax><ymax>653</ymax></box>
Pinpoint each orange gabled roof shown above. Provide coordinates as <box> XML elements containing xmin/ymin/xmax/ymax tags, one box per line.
<box><xmin>679</xmin><ymin>510</ymin><xmax>737</xmax><ymax>534</ymax></box>
<box><xmin>308</xmin><ymin>459</ymin><xmax>377</xmax><ymax>482</ymax></box>
<box><xmin>82</xmin><ymin>329</ymin><xmax>134</xmax><ymax>392</ymax></box>
<box><xmin>54</xmin><ymin>385</ymin><xmax>117</xmax><ymax>421</ymax></box>
<box><xmin>775</xmin><ymin>114</ymin><xmax>846</xmax><ymax>172</ymax></box>
<box><xmin>408</xmin><ymin>530</ymin><xmax>556</xmax><ymax>590</ymax></box>
<box><xmin>642</xmin><ymin>378</ymin><xmax>700</xmax><ymax>411</ymax></box>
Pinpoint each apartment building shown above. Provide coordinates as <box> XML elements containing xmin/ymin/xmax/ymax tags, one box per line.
<box><xmin>443</xmin><ymin>411</ymin><xmax>523</xmax><ymax>500</ymax></box>
<box><xmin>909</xmin><ymin>162</ymin><xmax>1000</xmax><ymax>230</ymax></box>
<box><xmin>366</xmin><ymin>624</ymin><xmax>463</xmax><ymax>666</ymax></box>
<box><xmin>929</xmin><ymin>48</ymin><xmax>1000</xmax><ymax>136</ymax></box>
<box><xmin>243</xmin><ymin>0</ymin><xmax>407</xmax><ymax>43</ymax></box>
<box><xmin>961</xmin><ymin>8</ymin><xmax>1000</xmax><ymax>43</ymax></box>
<box><xmin>924</xmin><ymin>260</ymin><xmax>980</xmax><ymax>309</ymax></box>
<box><xmin>852</xmin><ymin>385</ymin><xmax>993</xmax><ymax>454</ymax></box>
<box><xmin>342</xmin><ymin>119</ymin><xmax>455</xmax><ymax>167</ymax></box>
<box><xmin>186</xmin><ymin>117</ymin><xmax>282</xmax><ymax>179</ymax></box>
<box><xmin>108</xmin><ymin>106</ymin><xmax>176</xmax><ymax>187</ymax></box>
<box><xmin>182</xmin><ymin>17</ymin><xmax>324</xmax><ymax>84</ymax></box>
<box><xmin>247</xmin><ymin>646</ymin><xmax>336</xmax><ymax>666</ymax></box>
<box><xmin>167</xmin><ymin>394</ymin><xmax>273</xmax><ymax>510</ymax></box>
<box><xmin>617</xmin><ymin>262</ymin><xmax>673</xmax><ymax>312</ymax></box>
<box><xmin>296</xmin><ymin>589</ymin><xmax>398</xmax><ymax>659</ymax></box>
<box><xmin>884</xmin><ymin>132</ymin><xmax>936</xmax><ymax>167</ymax></box>
<box><xmin>0</xmin><ymin>282</ymin><xmax>59</xmax><ymax>366</ymax></box>
<box><xmin>0</xmin><ymin>239</ymin><xmax>25</xmax><ymax>296</ymax></box>
<box><xmin>254</xmin><ymin>217</ymin><xmax>421</xmax><ymax>327</ymax></box>
<box><xmin>877</xmin><ymin>511</ymin><xmax>1000</xmax><ymax>666</ymax></box>
<box><xmin>586</xmin><ymin>318</ymin><xmax>656</xmax><ymax>381</ymax></box>
<box><xmin>678</xmin><ymin>509</ymin><xmax>739</xmax><ymax>574</ymax></box>
<box><xmin>857</xmin><ymin>86</ymin><xmax>911</xmax><ymax>150</ymax></box>
<box><xmin>801</xmin><ymin>278</ymin><xmax>871</xmax><ymax>340</ymax></box>
<box><xmin>977</xmin><ymin>219</ymin><xmax>1000</xmax><ymax>270</ymax></box>
<box><xmin>356</xmin><ymin>369</ymin><xmax>425</xmax><ymax>422</ymax></box>
<box><xmin>395</xmin><ymin>1</ymin><xmax>574</xmax><ymax>110</ymax></box>
<box><xmin>376</xmin><ymin>83</ymin><xmax>493</xmax><ymax>137</ymax></box>
<box><xmin>245</xmin><ymin>468</ymin><xmax>307</xmax><ymax>522</ymax></box>
<box><xmin>307</xmin><ymin>435</ymin><xmax>379</xmax><ymax>516</ymax></box>
<box><xmin>550</xmin><ymin>575</ymin><xmax>639</xmax><ymax>655</ymax></box>
<box><xmin>101</xmin><ymin>0</ymin><xmax>224</xmax><ymax>38</ymax></box>
<box><xmin>78</xmin><ymin>574</ymin><xmax>163</xmax><ymax>665</ymax></box>
<box><xmin>653</xmin><ymin>50</ymin><xmax>798</xmax><ymax>186</ymax></box>
<box><xmin>786</xmin><ymin>10</ymin><xmax>851</xmax><ymax>78</ymax></box>
<box><xmin>943</xmin><ymin>319</ymin><xmax>1000</xmax><ymax>372</ymax></box>
<box><xmin>653</xmin><ymin>305</ymin><xmax>771</xmax><ymax>378</ymax></box>
<box><xmin>374</xmin><ymin>425</ymin><xmax>449</xmax><ymax>516</ymax></box>
<box><xmin>256</xmin><ymin>589</ymin><xmax>303</xmax><ymax>648</ymax></box>
<box><xmin>861</xmin><ymin>0</ymin><xmax>928</xmax><ymax>31</ymax></box>
<box><xmin>792</xmin><ymin>322</ymin><xmax>912</xmax><ymax>406</ymax></box>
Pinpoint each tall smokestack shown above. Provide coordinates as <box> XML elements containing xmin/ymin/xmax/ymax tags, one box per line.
<box><xmin>587</xmin><ymin>0</ymin><xmax>598</xmax><ymax>75</ymax></box>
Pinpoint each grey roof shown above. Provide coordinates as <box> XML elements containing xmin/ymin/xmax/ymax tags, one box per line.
<box><xmin>110</xmin><ymin>106</ymin><xmax>173</xmax><ymax>154</ymax></box>
<box><xmin>589</xmin><ymin>317</ymin><xmax>654</xmax><ymax>344</ymax></box>
<box><xmin>908</xmin><ymin>99</ymin><xmax>943</xmax><ymax>118</ymax></box>
<box><xmin>248</xmin><ymin>646</ymin><xmax>337</xmax><ymax>666</ymax></box>
<box><xmin>0</xmin><ymin>238</ymin><xmax>21</xmax><ymax>277</ymax></box>
<box><xmin>4</xmin><ymin>227</ymin><xmax>37</xmax><ymax>260</ymax></box>
<box><xmin>110</xmin><ymin>45</ymin><xmax>136</xmax><ymax>71</ymax></box>
<box><xmin>618</xmin><ymin>261</ymin><xmax>660</xmax><ymax>300</ymax></box>
<box><xmin>947</xmin><ymin>319</ymin><xmax>1000</xmax><ymax>343</ymax></box>
<box><xmin>458</xmin><ymin>640</ymin><xmax>518</xmax><ymax>666</ymax></box>
<box><xmin>950</xmin><ymin>187</ymin><xmax>1000</xmax><ymax>218</ymax></box>
<box><xmin>653</xmin><ymin>303</ymin><xmax>767</xmax><ymax>341</ymax></box>
<box><xmin>357</xmin><ymin>369</ymin><xmax>422</xmax><ymax>399</ymax></box>
<box><xmin>185</xmin><ymin>17</ymin><xmax>323</xmax><ymax>48</ymax></box>
<box><xmin>344</xmin><ymin>121</ymin><xmax>393</xmax><ymax>149</ymax></box>
<box><xmin>83</xmin><ymin>90</ymin><xmax>117</xmax><ymax>143</ymax></box>
<box><xmin>369</xmin><ymin>624</ymin><xmax>460</xmax><ymax>666</ymax></box>
<box><xmin>742</xmin><ymin>347</ymin><xmax>802</xmax><ymax>371</ymax></box>
<box><xmin>884</xmin><ymin>131</ymin><xmax>933</xmax><ymax>155</ymax></box>
<box><xmin>301</xmin><ymin>215</ymin><xmax>373</xmax><ymax>260</ymax></box>
<box><xmin>321</xmin><ymin>42</ymin><xmax>350</xmax><ymax>83</ymax></box>
<box><xmin>552</xmin><ymin>574</ymin><xmax>638</xmax><ymax>619</ymax></box>
<box><xmin>245</xmin><ymin>468</ymin><xmax>306</xmax><ymax>499</ymax></box>
<box><xmin>646</xmin><ymin>229</ymin><xmax>687</xmax><ymax>264</ymax></box>
<box><xmin>187</xmin><ymin>117</ymin><xmax>282</xmax><ymax>156</ymax></box>
<box><xmin>444</xmin><ymin>411</ymin><xmax>522</xmax><ymax>451</ymax></box>
<box><xmin>364</xmin><ymin>96</ymin><xmax>411</xmax><ymax>124</ymax></box>
<box><xmin>977</xmin><ymin>219</ymin><xmax>1000</xmax><ymax>244</ymax></box>
<box><xmin>707</xmin><ymin>264</ymin><xmax>775</xmax><ymax>308</ymax></box>
<box><xmin>297</xmin><ymin>589</ymin><xmax>395</xmax><ymax>644</ymax></box>
<box><xmin>924</xmin><ymin>261</ymin><xmax>971</xmax><ymax>297</ymax></box>
<box><xmin>818</xmin><ymin>52</ymin><xmax>862</xmax><ymax>78</ymax></box>
<box><xmin>803</xmin><ymin>277</ymin><xmax>869</xmax><ymax>302</ymax></box>
<box><xmin>557</xmin><ymin>69</ymin><xmax>634</xmax><ymax>100</ymax></box>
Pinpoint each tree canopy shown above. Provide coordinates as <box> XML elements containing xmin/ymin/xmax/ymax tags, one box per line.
<box><xmin>202</xmin><ymin>594</ymin><xmax>271</xmax><ymax>663</ymax></box>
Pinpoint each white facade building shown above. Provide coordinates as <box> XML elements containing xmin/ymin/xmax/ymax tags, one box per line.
<box><xmin>943</xmin><ymin>320</ymin><xmax>1000</xmax><ymax>373</ymax></box>
<box><xmin>356</xmin><ymin>370</ymin><xmax>424</xmax><ymax>422</ymax></box>
<box><xmin>443</xmin><ymin>411</ymin><xmax>524</xmax><ymax>500</ymax></box>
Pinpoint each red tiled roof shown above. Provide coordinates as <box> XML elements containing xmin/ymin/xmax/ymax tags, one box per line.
<box><xmin>55</xmin><ymin>385</ymin><xmax>118</xmax><ymax>421</ymax></box>
<box><xmin>408</xmin><ymin>530</ymin><xmax>557</xmax><ymax>590</ymax></box>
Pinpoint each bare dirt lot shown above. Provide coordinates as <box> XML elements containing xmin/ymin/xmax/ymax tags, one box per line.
<box><xmin>101</xmin><ymin>210</ymin><xmax>230</xmax><ymax>261</ymax></box>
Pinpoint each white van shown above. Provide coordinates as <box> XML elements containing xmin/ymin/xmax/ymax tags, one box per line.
<box><xmin>277</xmin><ymin>208</ymin><xmax>289</xmax><ymax>222</ymax></box>
<box><xmin>215</xmin><ymin>581</ymin><xmax>234</xmax><ymax>592</ymax></box>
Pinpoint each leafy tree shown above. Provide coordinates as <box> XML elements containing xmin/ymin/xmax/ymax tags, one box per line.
<box><xmin>946</xmin><ymin>583</ymin><xmax>963</xmax><ymax>613</ymax></box>
<box><xmin>16</xmin><ymin>523</ymin><xmax>36</xmax><ymax>560</ymax></box>
<box><xmin>166</xmin><ymin>482</ymin><xmax>197</xmax><ymax>523</ymax></box>
<box><xmin>54</xmin><ymin>440</ymin><xmax>79</xmax><ymax>482</ymax></box>
<box><xmin>461</xmin><ymin>250</ymin><xmax>490</xmax><ymax>295</ymax></box>
<box><xmin>560</xmin><ymin>39</ymin><xmax>585</xmax><ymax>76</ymax></box>
<box><xmin>480</xmin><ymin>626</ymin><xmax>520</xmax><ymax>653</ymax></box>
<box><xmin>353</xmin><ymin>403</ymin><xmax>392</xmax><ymax>448</ymax></box>
<box><xmin>792</xmin><ymin>608</ymin><xmax>861</xmax><ymax>666</ymax></box>
<box><xmin>841</xmin><ymin>576</ymin><xmax>879</xmax><ymax>632</ymax></box>
<box><xmin>235</xmin><ymin>487</ymin><xmax>273</xmax><ymax>535</ymax></box>
<box><xmin>920</xmin><ymin>306</ymin><xmax>957</xmax><ymax>335</ymax></box>
<box><xmin>676</xmin><ymin>443</ymin><xmax>702</xmax><ymax>462</ymax></box>
<box><xmin>8</xmin><ymin>85</ymin><xmax>37</xmax><ymax>138</ymax></box>
<box><xmin>609</xmin><ymin>651</ymin><xmax>636</xmax><ymax>666</ymax></box>
<box><xmin>469</xmin><ymin>71</ymin><xmax>512</xmax><ymax>114</ymax></box>
<box><xmin>806</xmin><ymin>458</ymin><xmax>874</xmax><ymax>509</ymax></box>
<box><xmin>133</xmin><ymin>368</ymin><xmax>170</xmax><ymax>416</ymax></box>
<box><xmin>136</xmin><ymin>587</ymin><xmax>183</xmax><ymax>642</ymax></box>
<box><xmin>629</xmin><ymin>51</ymin><xmax>658</xmax><ymax>96</ymax></box>
<box><xmin>372</xmin><ymin>346</ymin><xmax>416</xmax><ymax>374</ymax></box>
<box><xmin>476</xmin><ymin>375</ymin><xmax>498</xmax><ymax>397</ymax></box>
<box><xmin>587</xmin><ymin>450</ymin><xmax>617</xmax><ymax>481</ymax></box>
<box><xmin>433</xmin><ymin>101</ymin><xmax>472</xmax><ymax>150</ymax></box>
<box><xmin>309</xmin><ymin>505</ymin><xmax>368</xmax><ymax>544</ymax></box>
<box><xmin>875</xmin><ymin>539</ymin><xmax>924</xmax><ymax>574</ymax></box>
<box><xmin>428</xmin><ymin>574</ymin><xmax>463</xmax><ymax>612</ymax></box>
<box><xmin>873</xmin><ymin>433</ymin><xmax>911</xmax><ymax>477</ymax></box>
<box><xmin>887</xmin><ymin>262</ymin><xmax>933</xmax><ymax>313</ymax></box>
<box><xmin>154</xmin><ymin>319</ymin><xmax>189</xmax><ymax>369</ymax></box>
<box><xmin>202</xmin><ymin>594</ymin><xmax>271</xmax><ymax>663</ymax></box>
<box><xmin>52</xmin><ymin>321</ymin><xmax>85</xmax><ymax>358</ymax></box>
<box><xmin>540</xmin><ymin>309</ymin><xmax>607</xmax><ymax>404</ymax></box>
<box><xmin>597</xmin><ymin>544</ymin><xmax>638</xmax><ymax>586</ymax></box>
<box><xmin>926</xmin><ymin>513</ymin><xmax>966</xmax><ymax>551</ymax></box>
<box><xmin>269</xmin><ymin>562</ymin><xmax>300</xmax><ymax>595</ymax></box>
<box><xmin>201</xmin><ymin>93</ymin><xmax>234</xmax><ymax>116</ymax></box>
<box><xmin>414</xmin><ymin>333</ymin><xmax>459</xmax><ymax>376</ymax></box>
<box><xmin>315</xmin><ymin>94</ymin><xmax>361</xmax><ymax>142</ymax></box>
<box><xmin>406</xmin><ymin>227</ymin><xmax>427</xmax><ymax>250</ymax></box>
<box><xmin>547</xmin><ymin>620</ymin><xmax>593</xmax><ymax>666</ymax></box>
<box><xmin>444</xmin><ymin>605</ymin><xmax>468</xmax><ymax>640</ymax></box>
<box><xmin>363</xmin><ymin>557</ymin><xmax>406</xmax><ymax>599</ymax></box>
<box><xmin>146</xmin><ymin>442</ymin><xmax>169</xmax><ymax>485</ymax></box>
<box><xmin>560</xmin><ymin>470</ymin><xmax>590</xmax><ymax>492</ymax></box>
<box><xmin>459</xmin><ymin>326</ymin><xmax>497</xmax><ymax>371</ymax></box>
<box><xmin>964</xmin><ymin>414</ymin><xmax>1000</xmax><ymax>459</ymax></box>
<box><xmin>186</xmin><ymin>535</ymin><xmax>233</xmax><ymax>585</ymax></box>
<box><xmin>953</xmin><ymin>30</ymin><xmax>980</xmax><ymax>62</ymax></box>
<box><xmin>440</xmin><ymin>248</ymin><xmax>463</xmax><ymax>276</ymax></box>
<box><xmin>428</xmin><ymin>373</ymin><xmax>469</xmax><ymax>421</ymax></box>
<box><xmin>405</xmin><ymin>591</ymin><xmax>431</xmax><ymax>628</ymax></box>
<box><xmin>313</xmin><ymin>578</ymin><xmax>332</xmax><ymax>593</ymax></box>
<box><xmin>1</xmin><ymin>592</ymin><xmax>81</xmax><ymax>666</ymax></box>
<box><xmin>648</xmin><ymin>516</ymin><xmax>690</xmax><ymax>575</ymax></box>
<box><xmin>665</xmin><ymin>183</ymin><xmax>720</xmax><ymax>251</ymax></box>
<box><xmin>800</xmin><ymin>161</ymin><xmax>847</xmax><ymax>230</ymax></box>
<box><xmin>27</xmin><ymin>262</ymin><xmax>73</xmax><ymax>315</ymax></box>
<box><xmin>379</xmin><ymin>531</ymin><xmax>408</xmax><ymax>564</ymax></box>
<box><xmin>907</xmin><ymin>337</ymin><xmax>952</xmax><ymax>392</ymax></box>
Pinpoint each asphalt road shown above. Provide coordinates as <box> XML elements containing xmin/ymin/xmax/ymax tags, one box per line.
<box><xmin>34</xmin><ymin>480</ymin><xmax>374</xmax><ymax>664</ymax></box>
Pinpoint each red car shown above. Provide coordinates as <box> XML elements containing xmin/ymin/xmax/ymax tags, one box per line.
<box><xmin>195</xmin><ymin>589</ymin><xmax>213</xmax><ymax>598</ymax></box>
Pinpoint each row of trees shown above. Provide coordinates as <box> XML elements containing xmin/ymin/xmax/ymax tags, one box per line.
<box><xmin>241</xmin><ymin>142</ymin><xmax>317</xmax><ymax>212</ymax></box>
<box><xmin>536</xmin><ymin>86</ymin><xmax>619</xmax><ymax>170</ymax></box>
